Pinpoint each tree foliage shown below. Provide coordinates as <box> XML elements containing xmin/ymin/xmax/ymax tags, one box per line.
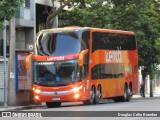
<box><xmin>0</xmin><ymin>0</ymin><xmax>23</xmax><ymax>28</ymax></box>
<box><xmin>60</xmin><ymin>0</ymin><xmax>160</xmax><ymax>79</ymax></box>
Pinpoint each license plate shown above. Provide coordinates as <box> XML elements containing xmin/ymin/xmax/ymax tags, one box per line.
<box><xmin>52</xmin><ymin>97</ymin><xmax>60</xmax><ymax>101</ymax></box>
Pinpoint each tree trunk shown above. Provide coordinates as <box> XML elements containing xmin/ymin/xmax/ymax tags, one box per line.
<box><xmin>46</xmin><ymin>0</ymin><xmax>72</xmax><ymax>29</ymax></box>
<box><xmin>142</xmin><ymin>77</ymin><xmax>145</xmax><ymax>97</ymax></box>
<box><xmin>150</xmin><ymin>79</ymin><xmax>153</xmax><ymax>97</ymax></box>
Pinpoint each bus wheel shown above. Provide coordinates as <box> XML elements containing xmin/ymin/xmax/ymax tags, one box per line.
<box><xmin>90</xmin><ymin>86</ymin><xmax>96</xmax><ymax>104</ymax></box>
<box><xmin>95</xmin><ymin>85</ymin><xmax>101</xmax><ymax>104</ymax></box>
<box><xmin>121</xmin><ymin>85</ymin><xmax>128</xmax><ymax>102</ymax></box>
<box><xmin>127</xmin><ymin>87</ymin><xmax>132</xmax><ymax>101</ymax></box>
<box><xmin>46</xmin><ymin>102</ymin><xmax>61</xmax><ymax>108</ymax></box>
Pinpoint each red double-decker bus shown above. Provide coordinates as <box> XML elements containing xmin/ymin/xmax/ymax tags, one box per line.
<box><xmin>26</xmin><ymin>27</ymin><xmax>138</xmax><ymax>108</ymax></box>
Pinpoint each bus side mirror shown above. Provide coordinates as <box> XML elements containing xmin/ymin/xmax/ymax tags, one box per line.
<box><xmin>78</xmin><ymin>49</ymin><xmax>89</xmax><ymax>66</ymax></box>
<box><xmin>25</xmin><ymin>54</ymin><xmax>33</xmax><ymax>69</ymax></box>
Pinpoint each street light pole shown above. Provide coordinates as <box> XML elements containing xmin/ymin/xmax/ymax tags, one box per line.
<box><xmin>8</xmin><ymin>18</ymin><xmax>16</xmax><ymax>106</ymax></box>
<box><xmin>3</xmin><ymin>20</ymin><xmax>8</xmax><ymax>107</ymax></box>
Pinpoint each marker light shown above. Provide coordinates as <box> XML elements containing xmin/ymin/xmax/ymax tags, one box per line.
<box><xmin>35</xmin><ymin>89</ymin><xmax>41</xmax><ymax>94</ymax></box>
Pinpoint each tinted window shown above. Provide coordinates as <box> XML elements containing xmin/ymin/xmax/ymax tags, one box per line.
<box><xmin>92</xmin><ymin>32</ymin><xmax>136</xmax><ymax>52</ymax></box>
<box><xmin>91</xmin><ymin>63</ymin><xmax>124</xmax><ymax>80</ymax></box>
<box><xmin>81</xmin><ymin>31</ymin><xmax>90</xmax><ymax>50</ymax></box>
<box><xmin>37</xmin><ymin>31</ymin><xmax>81</xmax><ymax>56</ymax></box>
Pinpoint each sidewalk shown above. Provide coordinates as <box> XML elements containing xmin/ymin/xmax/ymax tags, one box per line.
<box><xmin>0</xmin><ymin>88</ymin><xmax>160</xmax><ymax>111</ymax></box>
<box><xmin>0</xmin><ymin>104</ymin><xmax>44</xmax><ymax>111</ymax></box>
<box><xmin>133</xmin><ymin>87</ymin><xmax>160</xmax><ymax>98</ymax></box>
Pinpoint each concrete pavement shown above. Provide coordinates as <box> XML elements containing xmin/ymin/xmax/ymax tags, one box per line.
<box><xmin>0</xmin><ymin>87</ymin><xmax>160</xmax><ymax>111</ymax></box>
<box><xmin>0</xmin><ymin>104</ymin><xmax>44</xmax><ymax>111</ymax></box>
<box><xmin>133</xmin><ymin>87</ymin><xmax>160</xmax><ymax>98</ymax></box>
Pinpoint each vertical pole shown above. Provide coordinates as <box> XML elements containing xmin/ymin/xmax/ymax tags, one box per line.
<box><xmin>8</xmin><ymin>18</ymin><xmax>16</xmax><ymax>106</ymax></box>
<box><xmin>3</xmin><ymin>20</ymin><xmax>8</xmax><ymax>107</ymax></box>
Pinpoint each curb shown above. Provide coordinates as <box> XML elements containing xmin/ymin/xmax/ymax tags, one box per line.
<box><xmin>0</xmin><ymin>105</ymin><xmax>45</xmax><ymax>111</ymax></box>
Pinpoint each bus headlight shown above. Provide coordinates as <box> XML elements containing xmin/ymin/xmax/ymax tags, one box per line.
<box><xmin>73</xmin><ymin>86</ymin><xmax>82</xmax><ymax>93</ymax></box>
<box><xmin>35</xmin><ymin>89</ymin><xmax>42</xmax><ymax>94</ymax></box>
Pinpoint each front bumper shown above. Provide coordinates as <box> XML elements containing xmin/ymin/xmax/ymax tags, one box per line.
<box><xmin>33</xmin><ymin>88</ymin><xmax>88</xmax><ymax>102</ymax></box>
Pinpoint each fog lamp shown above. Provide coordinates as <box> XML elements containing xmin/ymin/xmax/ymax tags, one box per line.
<box><xmin>74</xmin><ymin>94</ymin><xmax>80</xmax><ymax>99</ymax></box>
<box><xmin>35</xmin><ymin>95</ymin><xmax>40</xmax><ymax>100</ymax></box>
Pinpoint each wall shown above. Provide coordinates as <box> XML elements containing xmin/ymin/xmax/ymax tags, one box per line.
<box><xmin>16</xmin><ymin>30</ymin><xmax>25</xmax><ymax>49</ymax></box>
<box><xmin>0</xmin><ymin>58</ymin><xmax>8</xmax><ymax>103</ymax></box>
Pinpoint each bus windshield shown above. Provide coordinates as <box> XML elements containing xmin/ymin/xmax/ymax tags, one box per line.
<box><xmin>34</xmin><ymin>59</ymin><xmax>81</xmax><ymax>86</ymax></box>
<box><xmin>37</xmin><ymin>31</ymin><xmax>81</xmax><ymax>56</ymax></box>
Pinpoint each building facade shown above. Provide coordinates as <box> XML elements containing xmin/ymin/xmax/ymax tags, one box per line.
<box><xmin>0</xmin><ymin>0</ymin><xmax>59</xmax><ymax>103</ymax></box>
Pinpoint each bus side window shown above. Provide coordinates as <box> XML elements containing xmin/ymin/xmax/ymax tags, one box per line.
<box><xmin>81</xmin><ymin>31</ymin><xmax>90</xmax><ymax>50</ymax></box>
<box><xmin>82</xmin><ymin>52</ymin><xmax>89</xmax><ymax>79</ymax></box>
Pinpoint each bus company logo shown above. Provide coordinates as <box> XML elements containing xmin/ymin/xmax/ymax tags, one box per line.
<box><xmin>106</xmin><ymin>50</ymin><xmax>122</xmax><ymax>63</ymax></box>
<box><xmin>47</xmin><ymin>56</ymin><xmax>64</xmax><ymax>61</ymax></box>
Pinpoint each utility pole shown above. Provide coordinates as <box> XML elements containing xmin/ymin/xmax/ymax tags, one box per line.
<box><xmin>3</xmin><ymin>20</ymin><xmax>8</xmax><ymax>107</ymax></box>
<box><xmin>8</xmin><ymin>18</ymin><xmax>16</xmax><ymax>106</ymax></box>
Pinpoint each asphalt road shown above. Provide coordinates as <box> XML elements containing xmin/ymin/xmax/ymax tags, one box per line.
<box><xmin>18</xmin><ymin>96</ymin><xmax>160</xmax><ymax>120</ymax></box>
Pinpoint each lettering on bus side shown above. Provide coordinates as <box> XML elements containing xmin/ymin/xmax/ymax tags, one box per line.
<box><xmin>106</xmin><ymin>50</ymin><xmax>122</xmax><ymax>63</ymax></box>
<box><xmin>47</xmin><ymin>56</ymin><xmax>64</xmax><ymax>61</ymax></box>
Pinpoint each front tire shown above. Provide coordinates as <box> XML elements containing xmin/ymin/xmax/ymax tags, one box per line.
<box><xmin>94</xmin><ymin>85</ymin><xmax>101</xmax><ymax>104</ymax></box>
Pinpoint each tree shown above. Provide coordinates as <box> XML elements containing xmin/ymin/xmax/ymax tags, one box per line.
<box><xmin>0</xmin><ymin>0</ymin><xmax>23</xmax><ymax>28</ymax></box>
<box><xmin>45</xmin><ymin>0</ymin><xmax>72</xmax><ymax>28</ymax></box>
<box><xmin>60</xmin><ymin>0</ymin><xmax>112</xmax><ymax>28</ymax></box>
<box><xmin>61</xmin><ymin>0</ymin><xmax>160</xmax><ymax>97</ymax></box>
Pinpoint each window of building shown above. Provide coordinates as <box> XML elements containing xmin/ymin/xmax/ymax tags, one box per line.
<box><xmin>24</xmin><ymin>0</ymin><xmax>30</xmax><ymax>8</ymax></box>
<box><xmin>0</xmin><ymin>39</ymin><xmax>3</xmax><ymax>56</ymax></box>
<box><xmin>0</xmin><ymin>39</ymin><xmax>9</xmax><ymax>57</ymax></box>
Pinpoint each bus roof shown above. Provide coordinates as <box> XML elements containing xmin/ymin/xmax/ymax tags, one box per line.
<box><xmin>39</xmin><ymin>27</ymin><xmax>135</xmax><ymax>35</ymax></box>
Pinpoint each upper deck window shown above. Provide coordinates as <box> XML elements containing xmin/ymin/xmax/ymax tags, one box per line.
<box><xmin>92</xmin><ymin>32</ymin><xmax>136</xmax><ymax>52</ymax></box>
<box><xmin>37</xmin><ymin>31</ymin><xmax>81</xmax><ymax>56</ymax></box>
